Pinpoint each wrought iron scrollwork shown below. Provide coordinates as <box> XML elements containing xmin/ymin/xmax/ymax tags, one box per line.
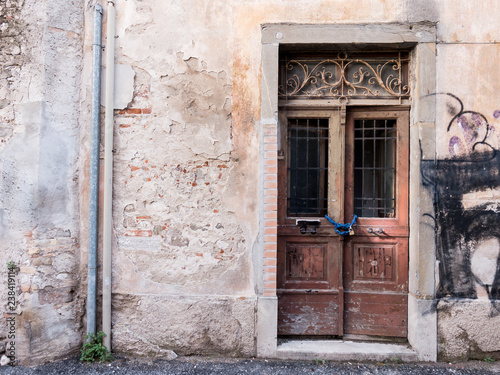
<box><xmin>279</xmin><ymin>52</ymin><xmax>410</xmax><ymax>101</ymax></box>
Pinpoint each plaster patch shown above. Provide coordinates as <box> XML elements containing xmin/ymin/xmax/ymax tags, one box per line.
<box><xmin>101</xmin><ymin>64</ymin><xmax>136</xmax><ymax>109</ymax></box>
<box><xmin>462</xmin><ymin>187</ymin><xmax>500</xmax><ymax>210</ymax></box>
<box><xmin>471</xmin><ymin>238</ymin><xmax>500</xmax><ymax>291</ymax></box>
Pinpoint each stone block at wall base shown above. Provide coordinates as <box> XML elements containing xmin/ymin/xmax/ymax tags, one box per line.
<box><xmin>438</xmin><ymin>299</ymin><xmax>500</xmax><ymax>361</ymax></box>
<box><xmin>256</xmin><ymin>296</ymin><xmax>277</xmax><ymax>358</ymax></box>
<box><xmin>408</xmin><ymin>294</ymin><xmax>437</xmax><ymax>362</ymax></box>
<box><xmin>112</xmin><ymin>294</ymin><xmax>256</xmax><ymax>358</ymax></box>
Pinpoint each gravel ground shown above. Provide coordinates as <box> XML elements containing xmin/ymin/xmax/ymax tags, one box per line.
<box><xmin>0</xmin><ymin>356</ymin><xmax>499</xmax><ymax>375</ymax></box>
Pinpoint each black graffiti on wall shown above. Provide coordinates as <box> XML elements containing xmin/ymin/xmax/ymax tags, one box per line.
<box><xmin>421</xmin><ymin>93</ymin><xmax>500</xmax><ymax>309</ymax></box>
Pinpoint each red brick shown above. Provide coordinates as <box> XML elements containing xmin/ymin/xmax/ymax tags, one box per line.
<box><xmin>118</xmin><ymin>108</ymin><xmax>142</xmax><ymax>115</ymax></box>
<box><xmin>264</xmin><ymin>166</ymin><xmax>278</xmax><ymax>174</ymax></box>
<box><xmin>264</xmin><ymin>265</ymin><xmax>277</xmax><ymax>273</ymax></box>
<box><xmin>263</xmin><ymin>258</ymin><xmax>277</xmax><ymax>266</ymax></box>
<box><xmin>265</xmin><ymin>143</ymin><xmax>278</xmax><ymax>151</ymax></box>
<box><xmin>265</xmin><ymin>151</ymin><xmax>277</xmax><ymax>159</ymax></box>
<box><xmin>264</xmin><ymin>196</ymin><xmax>277</xmax><ymax>204</ymax></box>
<box><xmin>264</xmin><ymin>204</ymin><xmax>277</xmax><ymax>212</ymax></box>
<box><xmin>264</xmin><ymin>128</ymin><xmax>278</xmax><ymax>135</ymax></box>
<box><xmin>263</xmin><ymin>251</ymin><xmax>276</xmax><ymax>259</ymax></box>
<box><xmin>263</xmin><ymin>247</ymin><xmax>276</xmax><ymax>255</ymax></box>
<box><xmin>264</xmin><ymin>174</ymin><xmax>277</xmax><ymax>181</ymax></box>
<box><xmin>264</xmin><ymin>158</ymin><xmax>278</xmax><ymax>166</ymax></box>
<box><xmin>264</xmin><ymin>227</ymin><xmax>277</xmax><ymax>235</ymax></box>
<box><xmin>264</xmin><ymin>235</ymin><xmax>277</xmax><ymax>243</ymax></box>
<box><xmin>263</xmin><ymin>290</ymin><xmax>276</xmax><ymax>297</ymax></box>
<box><xmin>264</xmin><ymin>181</ymin><xmax>277</xmax><ymax>189</ymax></box>
<box><xmin>263</xmin><ymin>273</ymin><xmax>277</xmax><ymax>281</ymax></box>
<box><xmin>264</xmin><ymin>136</ymin><xmax>278</xmax><ymax>144</ymax></box>
<box><xmin>263</xmin><ymin>281</ymin><xmax>276</xmax><ymax>289</ymax></box>
<box><xmin>264</xmin><ymin>189</ymin><xmax>278</xmax><ymax>197</ymax></box>
<box><xmin>264</xmin><ymin>211</ymin><xmax>278</xmax><ymax>219</ymax></box>
<box><xmin>265</xmin><ymin>219</ymin><xmax>277</xmax><ymax>227</ymax></box>
<box><xmin>124</xmin><ymin>230</ymin><xmax>152</xmax><ymax>237</ymax></box>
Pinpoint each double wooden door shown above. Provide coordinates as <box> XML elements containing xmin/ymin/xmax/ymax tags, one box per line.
<box><xmin>277</xmin><ymin>107</ymin><xmax>409</xmax><ymax>338</ymax></box>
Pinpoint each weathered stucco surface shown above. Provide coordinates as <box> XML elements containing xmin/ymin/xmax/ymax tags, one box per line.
<box><xmin>438</xmin><ymin>300</ymin><xmax>500</xmax><ymax>361</ymax></box>
<box><xmin>112</xmin><ymin>295</ymin><xmax>255</xmax><ymax>357</ymax></box>
<box><xmin>77</xmin><ymin>0</ymin><xmax>260</xmax><ymax>357</ymax></box>
<box><xmin>0</xmin><ymin>0</ymin><xmax>84</xmax><ymax>365</ymax></box>
<box><xmin>430</xmin><ymin>36</ymin><xmax>500</xmax><ymax>360</ymax></box>
<box><xmin>0</xmin><ymin>0</ymin><xmax>499</xmax><ymax>364</ymax></box>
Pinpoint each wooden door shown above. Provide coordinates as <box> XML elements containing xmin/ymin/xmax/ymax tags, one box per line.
<box><xmin>343</xmin><ymin>109</ymin><xmax>409</xmax><ymax>338</ymax></box>
<box><xmin>277</xmin><ymin>107</ymin><xmax>409</xmax><ymax>339</ymax></box>
<box><xmin>277</xmin><ymin>109</ymin><xmax>345</xmax><ymax>336</ymax></box>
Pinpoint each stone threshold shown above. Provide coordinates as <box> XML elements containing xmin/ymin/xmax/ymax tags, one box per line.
<box><xmin>276</xmin><ymin>339</ymin><xmax>418</xmax><ymax>362</ymax></box>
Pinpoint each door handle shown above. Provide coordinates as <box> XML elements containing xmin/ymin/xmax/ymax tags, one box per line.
<box><xmin>367</xmin><ymin>227</ymin><xmax>385</xmax><ymax>235</ymax></box>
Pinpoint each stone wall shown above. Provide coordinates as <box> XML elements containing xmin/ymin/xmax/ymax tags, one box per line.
<box><xmin>0</xmin><ymin>0</ymin><xmax>84</xmax><ymax>365</ymax></box>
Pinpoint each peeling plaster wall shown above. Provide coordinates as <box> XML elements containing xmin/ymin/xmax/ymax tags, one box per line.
<box><xmin>0</xmin><ymin>0</ymin><xmax>84</xmax><ymax>365</ymax></box>
<box><xmin>78</xmin><ymin>0</ymin><xmax>259</xmax><ymax>358</ymax></box>
<box><xmin>76</xmin><ymin>0</ymin><xmax>500</xmax><ymax>361</ymax></box>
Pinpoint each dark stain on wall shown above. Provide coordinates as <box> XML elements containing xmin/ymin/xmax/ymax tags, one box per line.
<box><xmin>421</xmin><ymin>93</ymin><xmax>500</xmax><ymax>310</ymax></box>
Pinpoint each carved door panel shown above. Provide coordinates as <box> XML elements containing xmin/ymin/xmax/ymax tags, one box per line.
<box><xmin>277</xmin><ymin>108</ymin><xmax>409</xmax><ymax>338</ymax></box>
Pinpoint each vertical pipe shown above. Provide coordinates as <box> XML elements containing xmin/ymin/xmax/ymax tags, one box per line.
<box><xmin>103</xmin><ymin>0</ymin><xmax>115</xmax><ymax>351</ymax></box>
<box><xmin>87</xmin><ymin>3</ymin><xmax>103</xmax><ymax>338</ymax></box>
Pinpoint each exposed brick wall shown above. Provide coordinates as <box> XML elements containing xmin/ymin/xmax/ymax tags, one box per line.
<box><xmin>262</xmin><ymin>123</ymin><xmax>278</xmax><ymax>297</ymax></box>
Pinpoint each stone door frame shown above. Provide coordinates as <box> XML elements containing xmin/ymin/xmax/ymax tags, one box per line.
<box><xmin>257</xmin><ymin>22</ymin><xmax>438</xmax><ymax>361</ymax></box>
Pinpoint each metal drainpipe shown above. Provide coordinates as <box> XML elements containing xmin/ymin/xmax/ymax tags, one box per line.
<box><xmin>103</xmin><ymin>0</ymin><xmax>115</xmax><ymax>351</ymax></box>
<box><xmin>87</xmin><ymin>2</ymin><xmax>103</xmax><ymax>338</ymax></box>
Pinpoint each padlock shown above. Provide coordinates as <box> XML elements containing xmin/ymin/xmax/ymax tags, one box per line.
<box><xmin>349</xmin><ymin>227</ymin><xmax>355</xmax><ymax>236</ymax></box>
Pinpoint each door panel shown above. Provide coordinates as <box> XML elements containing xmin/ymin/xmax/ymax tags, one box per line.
<box><xmin>278</xmin><ymin>293</ymin><xmax>342</xmax><ymax>336</ymax></box>
<box><xmin>344</xmin><ymin>237</ymin><xmax>408</xmax><ymax>292</ymax></box>
<box><xmin>277</xmin><ymin>234</ymin><xmax>343</xmax><ymax>336</ymax></box>
<box><xmin>343</xmin><ymin>292</ymin><xmax>408</xmax><ymax>337</ymax></box>
<box><xmin>343</xmin><ymin>236</ymin><xmax>408</xmax><ymax>337</ymax></box>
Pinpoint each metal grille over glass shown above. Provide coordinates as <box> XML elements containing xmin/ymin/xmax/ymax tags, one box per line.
<box><xmin>354</xmin><ymin>119</ymin><xmax>396</xmax><ymax>218</ymax></box>
<box><xmin>287</xmin><ymin>118</ymin><xmax>329</xmax><ymax>216</ymax></box>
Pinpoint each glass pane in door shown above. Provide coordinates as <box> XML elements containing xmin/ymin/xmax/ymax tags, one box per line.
<box><xmin>353</xmin><ymin>119</ymin><xmax>396</xmax><ymax>218</ymax></box>
<box><xmin>287</xmin><ymin>118</ymin><xmax>329</xmax><ymax>216</ymax></box>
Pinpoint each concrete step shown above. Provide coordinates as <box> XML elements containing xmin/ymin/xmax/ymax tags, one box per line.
<box><xmin>276</xmin><ymin>340</ymin><xmax>418</xmax><ymax>362</ymax></box>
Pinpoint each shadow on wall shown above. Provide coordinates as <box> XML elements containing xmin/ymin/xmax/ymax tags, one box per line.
<box><xmin>421</xmin><ymin>93</ymin><xmax>500</xmax><ymax>315</ymax></box>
